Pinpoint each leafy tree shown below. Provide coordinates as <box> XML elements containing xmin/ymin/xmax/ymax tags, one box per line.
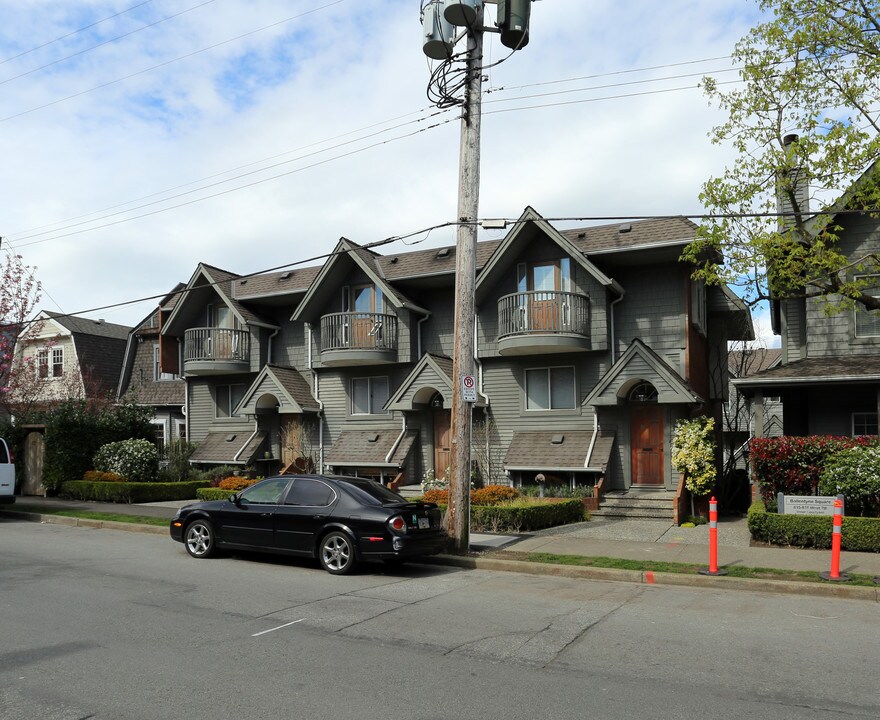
<box><xmin>0</xmin><ymin>253</ymin><xmax>42</xmax><ymax>417</ymax></box>
<box><xmin>684</xmin><ymin>0</ymin><xmax>880</xmax><ymax>311</ymax></box>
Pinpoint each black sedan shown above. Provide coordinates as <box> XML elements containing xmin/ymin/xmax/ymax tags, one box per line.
<box><xmin>170</xmin><ymin>474</ymin><xmax>446</xmax><ymax>574</ymax></box>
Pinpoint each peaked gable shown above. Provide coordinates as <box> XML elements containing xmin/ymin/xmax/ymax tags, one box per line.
<box><xmin>584</xmin><ymin>338</ymin><xmax>702</xmax><ymax>406</ymax></box>
<box><xmin>386</xmin><ymin>353</ymin><xmax>486</xmax><ymax>410</ymax></box>
<box><xmin>235</xmin><ymin>364</ymin><xmax>319</xmax><ymax>415</ymax></box>
<box><xmin>292</xmin><ymin>238</ymin><xmax>426</xmax><ymax>322</ymax></box>
<box><xmin>475</xmin><ymin>206</ymin><xmax>623</xmax><ymax>303</ymax></box>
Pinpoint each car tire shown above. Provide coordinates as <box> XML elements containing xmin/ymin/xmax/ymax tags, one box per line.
<box><xmin>184</xmin><ymin>518</ymin><xmax>216</xmax><ymax>559</ymax></box>
<box><xmin>319</xmin><ymin>531</ymin><xmax>356</xmax><ymax>575</ymax></box>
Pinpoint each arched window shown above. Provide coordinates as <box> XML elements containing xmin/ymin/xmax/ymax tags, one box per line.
<box><xmin>628</xmin><ymin>382</ymin><xmax>658</xmax><ymax>403</ymax></box>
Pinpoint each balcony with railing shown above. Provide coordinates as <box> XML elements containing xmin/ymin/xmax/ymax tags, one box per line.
<box><xmin>184</xmin><ymin>327</ymin><xmax>251</xmax><ymax>375</ymax></box>
<box><xmin>320</xmin><ymin>312</ymin><xmax>398</xmax><ymax>366</ymax></box>
<box><xmin>496</xmin><ymin>291</ymin><xmax>590</xmax><ymax>355</ymax></box>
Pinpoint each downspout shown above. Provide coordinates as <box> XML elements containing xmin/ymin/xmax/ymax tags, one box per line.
<box><xmin>234</xmin><ymin>419</ymin><xmax>260</xmax><ymax>463</ymax></box>
<box><xmin>417</xmin><ymin>310</ymin><xmax>431</xmax><ymax>358</ymax></box>
<box><xmin>585</xmin><ymin>422</ymin><xmax>599</xmax><ymax>469</ymax></box>
<box><xmin>610</xmin><ymin>289</ymin><xmax>626</xmax><ymax>362</ymax></box>
<box><xmin>385</xmin><ymin>416</ymin><xmax>407</xmax><ymax>465</ymax></box>
<box><xmin>307</xmin><ymin>322</ymin><xmax>325</xmax><ymax>473</ymax></box>
<box><xmin>474</xmin><ymin>311</ymin><xmax>491</xmax><ymax>481</ymax></box>
<box><xmin>266</xmin><ymin>326</ymin><xmax>280</xmax><ymax>363</ymax></box>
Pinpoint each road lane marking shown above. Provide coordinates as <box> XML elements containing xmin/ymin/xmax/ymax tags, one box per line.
<box><xmin>252</xmin><ymin>619</ymin><xmax>305</xmax><ymax>637</ymax></box>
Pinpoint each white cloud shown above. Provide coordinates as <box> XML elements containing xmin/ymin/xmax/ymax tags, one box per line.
<box><xmin>0</xmin><ymin>0</ymin><xmax>766</xmax><ymax>328</ymax></box>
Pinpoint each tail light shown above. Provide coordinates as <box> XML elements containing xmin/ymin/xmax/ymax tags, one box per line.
<box><xmin>388</xmin><ymin>515</ymin><xmax>407</xmax><ymax>534</ymax></box>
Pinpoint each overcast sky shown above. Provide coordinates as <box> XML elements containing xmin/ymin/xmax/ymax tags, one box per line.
<box><xmin>0</xmin><ymin>0</ymin><xmax>777</xmax><ymax>344</ymax></box>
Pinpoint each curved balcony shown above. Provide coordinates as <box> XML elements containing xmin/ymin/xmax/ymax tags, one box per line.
<box><xmin>320</xmin><ymin>312</ymin><xmax>398</xmax><ymax>366</ymax></box>
<box><xmin>497</xmin><ymin>291</ymin><xmax>590</xmax><ymax>356</ymax></box>
<box><xmin>184</xmin><ymin>327</ymin><xmax>250</xmax><ymax>375</ymax></box>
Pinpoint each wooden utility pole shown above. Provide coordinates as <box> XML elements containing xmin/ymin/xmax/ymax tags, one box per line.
<box><xmin>447</xmin><ymin>5</ymin><xmax>484</xmax><ymax>554</ymax></box>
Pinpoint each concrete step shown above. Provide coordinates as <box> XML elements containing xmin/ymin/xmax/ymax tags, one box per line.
<box><xmin>591</xmin><ymin>507</ymin><xmax>674</xmax><ymax>520</ymax></box>
<box><xmin>594</xmin><ymin>492</ymin><xmax>675</xmax><ymax>520</ymax></box>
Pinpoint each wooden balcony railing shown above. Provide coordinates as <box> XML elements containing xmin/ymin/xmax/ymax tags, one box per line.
<box><xmin>497</xmin><ymin>291</ymin><xmax>589</xmax><ymax>338</ymax></box>
<box><xmin>320</xmin><ymin>312</ymin><xmax>398</xmax><ymax>352</ymax></box>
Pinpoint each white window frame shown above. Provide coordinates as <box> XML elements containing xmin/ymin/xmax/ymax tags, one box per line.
<box><xmin>36</xmin><ymin>346</ymin><xmax>63</xmax><ymax>379</ymax></box>
<box><xmin>525</xmin><ymin>366</ymin><xmax>576</xmax><ymax>411</ymax></box>
<box><xmin>151</xmin><ymin>420</ymin><xmax>167</xmax><ymax>455</ymax></box>
<box><xmin>350</xmin><ymin>376</ymin><xmax>390</xmax><ymax>415</ymax></box>
<box><xmin>854</xmin><ymin>274</ymin><xmax>880</xmax><ymax>338</ymax></box>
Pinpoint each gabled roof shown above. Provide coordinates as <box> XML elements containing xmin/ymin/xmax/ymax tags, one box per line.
<box><xmin>803</xmin><ymin>159</ymin><xmax>880</xmax><ymax>239</ymax></box>
<box><xmin>42</xmin><ymin>311</ymin><xmax>131</xmax><ymax>340</ymax></box>
<box><xmin>291</xmin><ymin>238</ymin><xmax>427</xmax><ymax>322</ymax></box>
<box><xmin>562</xmin><ymin>216</ymin><xmax>702</xmax><ymax>255</ymax></box>
<box><xmin>475</xmin><ymin>207</ymin><xmax>623</xmax><ymax>303</ymax></box>
<box><xmin>386</xmin><ymin>353</ymin><xmax>486</xmax><ymax>410</ymax></box>
<box><xmin>162</xmin><ymin>263</ymin><xmax>276</xmax><ymax>335</ymax></box>
<box><xmin>584</xmin><ymin>338</ymin><xmax>703</xmax><ymax>406</ymax></box>
<box><xmin>233</xmin><ymin>266</ymin><xmax>321</xmax><ymax>300</ymax></box>
<box><xmin>733</xmin><ymin>354</ymin><xmax>880</xmax><ymax>392</ymax></box>
<box><xmin>235</xmin><ymin>364</ymin><xmax>319</xmax><ymax>415</ymax></box>
<box><xmin>728</xmin><ymin>348</ymin><xmax>782</xmax><ymax>378</ymax></box>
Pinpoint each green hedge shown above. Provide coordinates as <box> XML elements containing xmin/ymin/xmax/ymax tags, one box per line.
<box><xmin>748</xmin><ymin>501</ymin><xmax>880</xmax><ymax>552</ymax></box>
<box><xmin>60</xmin><ymin>480</ymin><xmax>209</xmax><ymax>503</ymax></box>
<box><xmin>196</xmin><ymin>488</ymin><xmax>236</xmax><ymax>501</ymax></box>
<box><xmin>470</xmin><ymin>499</ymin><xmax>584</xmax><ymax>532</ymax></box>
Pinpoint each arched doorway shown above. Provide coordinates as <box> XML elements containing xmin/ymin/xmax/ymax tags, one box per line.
<box><xmin>628</xmin><ymin>382</ymin><xmax>663</xmax><ymax>486</ymax></box>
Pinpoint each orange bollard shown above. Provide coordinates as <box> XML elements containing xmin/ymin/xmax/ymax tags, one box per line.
<box><xmin>820</xmin><ymin>498</ymin><xmax>850</xmax><ymax>582</ymax></box>
<box><xmin>699</xmin><ymin>496</ymin><xmax>728</xmax><ymax>577</ymax></box>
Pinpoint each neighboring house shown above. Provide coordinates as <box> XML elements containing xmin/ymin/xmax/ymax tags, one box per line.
<box><xmin>734</xmin><ymin>160</ymin><xmax>880</xmax><ymax>439</ymax></box>
<box><xmin>723</xmin><ymin>348</ymin><xmax>782</xmax><ymax>471</ymax></box>
<box><xmin>157</xmin><ymin>206</ymin><xmax>752</xmax><ymax>507</ymax></box>
<box><xmin>14</xmin><ymin>311</ymin><xmax>131</xmax><ymax>409</ymax></box>
<box><xmin>117</xmin><ymin>285</ymin><xmax>187</xmax><ymax>456</ymax></box>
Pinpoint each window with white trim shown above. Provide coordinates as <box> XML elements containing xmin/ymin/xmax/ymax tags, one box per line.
<box><xmin>151</xmin><ymin>420</ymin><xmax>167</xmax><ymax>457</ymax></box>
<box><xmin>350</xmin><ymin>376</ymin><xmax>389</xmax><ymax>415</ymax></box>
<box><xmin>215</xmin><ymin>384</ymin><xmax>246</xmax><ymax>418</ymax></box>
<box><xmin>525</xmin><ymin>366</ymin><xmax>576</xmax><ymax>410</ymax></box>
<box><xmin>852</xmin><ymin>412</ymin><xmax>878</xmax><ymax>437</ymax></box>
<box><xmin>36</xmin><ymin>346</ymin><xmax>63</xmax><ymax>379</ymax></box>
<box><xmin>854</xmin><ymin>275</ymin><xmax>880</xmax><ymax>337</ymax></box>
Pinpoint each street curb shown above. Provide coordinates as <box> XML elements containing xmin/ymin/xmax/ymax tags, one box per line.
<box><xmin>4</xmin><ymin>510</ymin><xmax>878</xmax><ymax>601</ymax></box>
<box><xmin>0</xmin><ymin>510</ymin><xmax>167</xmax><ymax>536</ymax></box>
<box><xmin>428</xmin><ymin>554</ymin><xmax>880</xmax><ymax>602</ymax></box>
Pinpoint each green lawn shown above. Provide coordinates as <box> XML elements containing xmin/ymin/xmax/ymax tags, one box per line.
<box><xmin>4</xmin><ymin>504</ymin><xmax>169</xmax><ymax>528</ymax></box>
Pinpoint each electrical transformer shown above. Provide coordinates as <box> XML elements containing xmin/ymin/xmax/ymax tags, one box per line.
<box><xmin>421</xmin><ymin>0</ymin><xmax>454</xmax><ymax>59</ymax></box>
<box><xmin>497</xmin><ymin>0</ymin><xmax>530</xmax><ymax>49</ymax></box>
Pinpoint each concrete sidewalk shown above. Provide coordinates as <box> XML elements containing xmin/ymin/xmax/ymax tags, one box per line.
<box><xmin>7</xmin><ymin>496</ymin><xmax>880</xmax><ymax>589</ymax></box>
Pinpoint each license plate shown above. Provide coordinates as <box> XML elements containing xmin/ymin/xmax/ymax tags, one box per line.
<box><xmin>418</xmin><ymin>517</ymin><xmax>431</xmax><ymax>529</ymax></box>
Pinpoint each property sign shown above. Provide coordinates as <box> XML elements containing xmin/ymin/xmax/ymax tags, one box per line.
<box><xmin>777</xmin><ymin>493</ymin><xmax>844</xmax><ymax>516</ymax></box>
<box><xmin>461</xmin><ymin>374</ymin><xmax>477</xmax><ymax>403</ymax></box>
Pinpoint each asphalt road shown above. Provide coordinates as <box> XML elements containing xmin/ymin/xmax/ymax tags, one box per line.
<box><xmin>1</xmin><ymin>516</ymin><xmax>878</xmax><ymax>720</ymax></box>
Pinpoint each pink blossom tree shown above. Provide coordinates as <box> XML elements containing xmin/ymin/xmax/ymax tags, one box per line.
<box><xmin>0</xmin><ymin>253</ymin><xmax>42</xmax><ymax>418</ymax></box>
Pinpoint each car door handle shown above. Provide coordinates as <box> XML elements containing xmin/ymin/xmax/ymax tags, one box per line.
<box><xmin>313</xmin><ymin>515</ymin><xmax>326</xmax><ymax>520</ymax></box>
<box><xmin>260</xmin><ymin>512</ymin><xmax>272</xmax><ymax>518</ymax></box>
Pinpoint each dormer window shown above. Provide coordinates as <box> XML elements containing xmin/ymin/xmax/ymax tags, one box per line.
<box><xmin>517</xmin><ymin>258</ymin><xmax>572</xmax><ymax>293</ymax></box>
<box><xmin>344</xmin><ymin>284</ymin><xmax>383</xmax><ymax>314</ymax></box>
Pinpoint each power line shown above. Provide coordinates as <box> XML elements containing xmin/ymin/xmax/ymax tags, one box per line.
<box><xmin>0</xmin><ymin>0</ymin><xmax>348</xmax><ymax>124</ymax></box>
<box><xmin>0</xmin><ymin>1</ymin><xmax>217</xmax><ymax>87</ymax></box>
<box><xmin>0</xmin><ymin>0</ymin><xmax>155</xmax><ymax>65</ymax></box>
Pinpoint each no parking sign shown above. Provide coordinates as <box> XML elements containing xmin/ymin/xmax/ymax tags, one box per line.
<box><xmin>461</xmin><ymin>374</ymin><xmax>477</xmax><ymax>403</ymax></box>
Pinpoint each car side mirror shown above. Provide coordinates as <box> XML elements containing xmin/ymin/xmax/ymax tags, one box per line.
<box><xmin>230</xmin><ymin>494</ymin><xmax>241</xmax><ymax>505</ymax></box>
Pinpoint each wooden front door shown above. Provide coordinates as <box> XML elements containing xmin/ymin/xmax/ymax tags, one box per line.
<box><xmin>433</xmin><ymin>411</ymin><xmax>451</xmax><ymax>478</ymax></box>
<box><xmin>631</xmin><ymin>405</ymin><xmax>664</xmax><ymax>486</ymax></box>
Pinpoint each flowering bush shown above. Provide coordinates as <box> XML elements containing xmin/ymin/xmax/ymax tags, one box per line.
<box><xmin>93</xmin><ymin>439</ymin><xmax>159</xmax><ymax>483</ymax></box>
<box><xmin>471</xmin><ymin>485</ymin><xmax>520</xmax><ymax>504</ymax></box>
<box><xmin>82</xmin><ymin>470</ymin><xmax>124</xmax><ymax>483</ymax></box>
<box><xmin>218</xmin><ymin>476</ymin><xmax>258</xmax><ymax>492</ymax></box>
<box><xmin>420</xmin><ymin>467</ymin><xmax>450</xmax><ymax>492</ymax></box>
<box><xmin>818</xmin><ymin>445</ymin><xmax>880</xmax><ymax>517</ymax></box>
<box><xmin>750</xmin><ymin>435</ymin><xmax>879</xmax><ymax>504</ymax></box>
<box><xmin>671</xmin><ymin>417</ymin><xmax>716</xmax><ymax>497</ymax></box>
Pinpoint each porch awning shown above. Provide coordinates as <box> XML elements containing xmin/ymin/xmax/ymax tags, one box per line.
<box><xmin>504</xmin><ymin>430</ymin><xmax>614</xmax><ymax>473</ymax></box>
<box><xmin>325</xmin><ymin>429</ymin><xmax>418</xmax><ymax>468</ymax></box>
<box><xmin>190</xmin><ymin>430</ymin><xmax>266</xmax><ymax>465</ymax></box>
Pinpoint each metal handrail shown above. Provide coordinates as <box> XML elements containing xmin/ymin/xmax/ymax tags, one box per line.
<box><xmin>320</xmin><ymin>312</ymin><xmax>398</xmax><ymax>352</ymax></box>
<box><xmin>184</xmin><ymin>327</ymin><xmax>250</xmax><ymax>362</ymax></box>
<box><xmin>497</xmin><ymin>291</ymin><xmax>589</xmax><ymax>337</ymax></box>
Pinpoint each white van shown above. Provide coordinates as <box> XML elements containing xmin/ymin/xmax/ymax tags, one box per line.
<box><xmin>0</xmin><ymin>438</ymin><xmax>15</xmax><ymax>505</ymax></box>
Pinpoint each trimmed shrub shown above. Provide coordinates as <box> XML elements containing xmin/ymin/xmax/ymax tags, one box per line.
<box><xmin>818</xmin><ymin>445</ymin><xmax>880</xmax><ymax>517</ymax></box>
<box><xmin>750</xmin><ymin>435</ymin><xmax>879</xmax><ymax>503</ymax></box>
<box><xmin>93</xmin><ymin>439</ymin><xmax>159</xmax><ymax>483</ymax></box>
<box><xmin>218</xmin><ymin>476</ymin><xmax>258</xmax><ymax>492</ymax></box>
<box><xmin>471</xmin><ymin>499</ymin><xmax>584</xmax><ymax>532</ymax></box>
<box><xmin>197</xmin><ymin>487</ymin><xmax>237</xmax><ymax>501</ymax></box>
<box><xmin>163</xmin><ymin>440</ymin><xmax>198</xmax><ymax>482</ymax></box>
<box><xmin>423</xmin><ymin>489</ymin><xmax>449</xmax><ymax>504</ymax></box>
<box><xmin>82</xmin><ymin>470</ymin><xmax>124</xmax><ymax>483</ymax></box>
<box><xmin>471</xmin><ymin>485</ymin><xmax>520</xmax><ymax>505</ymax></box>
<box><xmin>748</xmin><ymin>500</ymin><xmax>880</xmax><ymax>552</ymax></box>
<box><xmin>60</xmin><ymin>480</ymin><xmax>208</xmax><ymax>503</ymax></box>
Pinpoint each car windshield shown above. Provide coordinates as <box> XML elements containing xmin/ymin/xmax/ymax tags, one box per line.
<box><xmin>337</xmin><ymin>477</ymin><xmax>406</xmax><ymax>506</ymax></box>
